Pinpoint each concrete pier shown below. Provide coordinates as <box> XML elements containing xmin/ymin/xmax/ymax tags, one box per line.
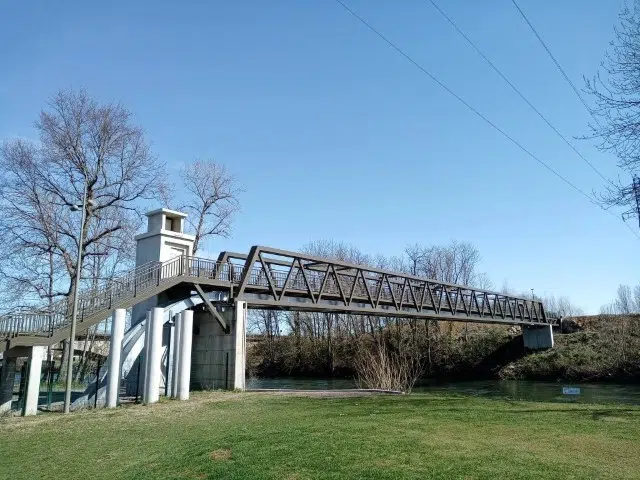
<box><xmin>145</xmin><ymin>308</ymin><xmax>164</xmax><ymax>404</ymax></box>
<box><xmin>23</xmin><ymin>346</ymin><xmax>45</xmax><ymax>416</ymax></box>
<box><xmin>106</xmin><ymin>309</ymin><xmax>126</xmax><ymax>408</ymax></box>
<box><xmin>0</xmin><ymin>355</ymin><xmax>16</xmax><ymax>414</ymax></box>
<box><xmin>170</xmin><ymin>313</ymin><xmax>182</xmax><ymax>398</ymax></box>
<box><xmin>141</xmin><ymin>311</ymin><xmax>152</xmax><ymax>402</ymax></box>
<box><xmin>178</xmin><ymin>310</ymin><xmax>193</xmax><ymax>400</ymax></box>
<box><xmin>191</xmin><ymin>300</ymin><xmax>247</xmax><ymax>391</ymax></box>
<box><xmin>233</xmin><ymin>301</ymin><xmax>247</xmax><ymax>391</ymax></box>
<box><xmin>523</xmin><ymin>324</ymin><xmax>554</xmax><ymax>350</ymax></box>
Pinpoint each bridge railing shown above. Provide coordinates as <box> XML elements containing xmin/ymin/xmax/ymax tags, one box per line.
<box><xmin>0</xmin><ymin>255</ymin><xmax>236</xmax><ymax>338</ymax></box>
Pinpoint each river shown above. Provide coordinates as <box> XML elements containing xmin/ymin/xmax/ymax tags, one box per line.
<box><xmin>247</xmin><ymin>377</ymin><xmax>640</xmax><ymax>405</ymax></box>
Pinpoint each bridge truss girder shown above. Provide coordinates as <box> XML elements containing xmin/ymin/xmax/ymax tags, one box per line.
<box><xmin>230</xmin><ymin>246</ymin><xmax>550</xmax><ymax>326</ymax></box>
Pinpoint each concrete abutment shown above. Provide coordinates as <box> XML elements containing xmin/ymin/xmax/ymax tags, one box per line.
<box><xmin>191</xmin><ymin>300</ymin><xmax>247</xmax><ymax>391</ymax></box>
<box><xmin>523</xmin><ymin>324</ymin><xmax>554</xmax><ymax>350</ymax></box>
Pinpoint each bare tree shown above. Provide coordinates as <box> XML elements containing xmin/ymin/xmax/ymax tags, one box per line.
<box><xmin>539</xmin><ymin>294</ymin><xmax>584</xmax><ymax>318</ymax></box>
<box><xmin>355</xmin><ymin>339</ymin><xmax>425</xmax><ymax>393</ymax></box>
<box><xmin>0</xmin><ymin>89</ymin><xmax>163</xmax><ymax>310</ymax></box>
<box><xmin>600</xmin><ymin>283</ymin><xmax>640</xmax><ymax>315</ymax></box>
<box><xmin>585</xmin><ymin>2</ymin><xmax>640</xmax><ymax>220</ymax></box>
<box><xmin>0</xmin><ymin>143</ymin><xmax>67</xmax><ymax>310</ymax></box>
<box><xmin>179</xmin><ymin>159</ymin><xmax>241</xmax><ymax>255</ymax></box>
<box><xmin>599</xmin><ymin>283</ymin><xmax>640</xmax><ymax>363</ymax></box>
<box><xmin>302</xmin><ymin>239</ymin><xmax>372</xmax><ymax>266</ymax></box>
<box><xmin>404</xmin><ymin>244</ymin><xmax>425</xmax><ymax>276</ymax></box>
<box><xmin>473</xmin><ymin>272</ymin><xmax>493</xmax><ymax>290</ymax></box>
<box><xmin>634</xmin><ymin>284</ymin><xmax>640</xmax><ymax>311</ymax></box>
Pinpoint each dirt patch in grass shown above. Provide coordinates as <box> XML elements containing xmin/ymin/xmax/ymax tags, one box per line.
<box><xmin>209</xmin><ymin>448</ymin><xmax>232</xmax><ymax>461</ymax></box>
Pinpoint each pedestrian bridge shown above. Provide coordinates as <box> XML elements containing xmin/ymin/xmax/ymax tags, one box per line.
<box><xmin>0</xmin><ymin>208</ymin><xmax>555</xmax><ymax>416</ymax></box>
<box><xmin>0</xmin><ymin>245</ymin><xmax>552</xmax><ymax>353</ymax></box>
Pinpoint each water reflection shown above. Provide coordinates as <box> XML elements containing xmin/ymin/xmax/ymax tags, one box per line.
<box><xmin>247</xmin><ymin>377</ymin><xmax>356</xmax><ymax>391</ymax></box>
<box><xmin>248</xmin><ymin>377</ymin><xmax>640</xmax><ymax>405</ymax></box>
<box><xmin>415</xmin><ymin>380</ymin><xmax>640</xmax><ymax>405</ymax></box>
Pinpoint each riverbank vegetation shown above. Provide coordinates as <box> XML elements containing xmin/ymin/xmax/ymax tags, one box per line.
<box><xmin>249</xmin><ymin>312</ymin><xmax>640</xmax><ymax>384</ymax></box>
<box><xmin>1</xmin><ymin>391</ymin><xmax>639</xmax><ymax>479</ymax></box>
<box><xmin>502</xmin><ymin>315</ymin><xmax>640</xmax><ymax>381</ymax></box>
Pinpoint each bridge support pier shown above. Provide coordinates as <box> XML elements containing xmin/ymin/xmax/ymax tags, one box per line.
<box><xmin>191</xmin><ymin>300</ymin><xmax>246</xmax><ymax>391</ymax></box>
<box><xmin>144</xmin><ymin>308</ymin><xmax>164</xmax><ymax>404</ymax></box>
<box><xmin>140</xmin><ymin>311</ymin><xmax>151</xmax><ymax>402</ymax></box>
<box><xmin>0</xmin><ymin>355</ymin><xmax>17</xmax><ymax>414</ymax></box>
<box><xmin>170</xmin><ymin>312</ymin><xmax>182</xmax><ymax>398</ymax></box>
<box><xmin>23</xmin><ymin>346</ymin><xmax>45</xmax><ymax>416</ymax></box>
<box><xmin>233</xmin><ymin>301</ymin><xmax>247</xmax><ymax>391</ymax></box>
<box><xmin>178</xmin><ymin>310</ymin><xmax>194</xmax><ymax>400</ymax></box>
<box><xmin>106</xmin><ymin>309</ymin><xmax>126</xmax><ymax>408</ymax></box>
<box><xmin>523</xmin><ymin>324</ymin><xmax>554</xmax><ymax>350</ymax></box>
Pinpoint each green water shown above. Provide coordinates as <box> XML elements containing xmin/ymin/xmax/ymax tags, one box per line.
<box><xmin>247</xmin><ymin>377</ymin><xmax>640</xmax><ymax>405</ymax></box>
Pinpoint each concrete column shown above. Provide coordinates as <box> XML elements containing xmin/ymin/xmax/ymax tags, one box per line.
<box><xmin>165</xmin><ymin>319</ymin><xmax>174</xmax><ymax>397</ymax></box>
<box><xmin>23</xmin><ymin>346</ymin><xmax>45</xmax><ymax>416</ymax></box>
<box><xmin>106</xmin><ymin>309</ymin><xmax>126</xmax><ymax>408</ymax></box>
<box><xmin>234</xmin><ymin>301</ymin><xmax>247</xmax><ymax>391</ymax></box>
<box><xmin>523</xmin><ymin>324</ymin><xmax>554</xmax><ymax>350</ymax></box>
<box><xmin>145</xmin><ymin>307</ymin><xmax>164</xmax><ymax>404</ymax></box>
<box><xmin>0</xmin><ymin>356</ymin><xmax>17</xmax><ymax>414</ymax></box>
<box><xmin>141</xmin><ymin>311</ymin><xmax>152</xmax><ymax>403</ymax></box>
<box><xmin>178</xmin><ymin>309</ymin><xmax>193</xmax><ymax>400</ymax></box>
<box><xmin>170</xmin><ymin>313</ymin><xmax>182</xmax><ymax>398</ymax></box>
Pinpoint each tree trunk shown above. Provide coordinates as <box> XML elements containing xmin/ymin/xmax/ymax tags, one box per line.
<box><xmin>327</xmin><ymin>314</ymin><xmax>334</xmax><ymax>373</ymax></box>
<box><xmin>58</xmin><ymin>340</ymin><xmax>69</xmax><ymax>383</ymax></box>
<box><xmin>77</xmin><ymin>326</ymin><xmax>97</xmax><ymax>381</ymax></box>
<box><xmin>75</xmin><ymin>330</ymin><xmax>91</xmax><ymax>382</ymax></box>
<box><xmin>293</xmin><ymin>312</ymin><xmax>301</xmax><ymax>366</ymax></box>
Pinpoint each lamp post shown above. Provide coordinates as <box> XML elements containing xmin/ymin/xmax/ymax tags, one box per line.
<box><xmin>63</xmin><ymin>181</ymin><xmax>90</xmax><ymax>414</ymax></box>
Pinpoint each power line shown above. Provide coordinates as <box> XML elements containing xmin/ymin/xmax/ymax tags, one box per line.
<box><xmin>509</xmin><ymin>0</ymin><xmax>640</xmax><ymax>239</ymax></box>
<box><xmin>333</xmin><ymin>0</ymin><xmax>640</xmax><ymax>241</ymax></box>
<box><xmin>510</xmin><ymin>0</ymin><xmax>600</xmax><ymax>126</ymax></box>
<box><xmin>426</xmin><ymin>0</ymin><xmax>611</xmax><ymax>187</ymax></box>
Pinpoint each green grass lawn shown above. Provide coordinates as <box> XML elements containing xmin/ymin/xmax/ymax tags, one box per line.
<box><xmin>1</xmin><ymin>392</ymin><xmax>639</xmax><ymax>480</ymax></box>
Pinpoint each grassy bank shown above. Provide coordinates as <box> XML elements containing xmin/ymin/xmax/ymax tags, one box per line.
<box><xmin>501</xmin><ymin>318</ymin><xmax>640</xmax><ymax>382</ymax></box>
<box><xmin>2</xmin><ymin>392</ymin><xmax>640</xmax><ymax>479</ymax></box>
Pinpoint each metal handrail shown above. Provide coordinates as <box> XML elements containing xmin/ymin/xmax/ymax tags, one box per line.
<box><xmin>0</xmin><ymin>256</ymin><xmax>232</xmax><ymax>337</ymax></box>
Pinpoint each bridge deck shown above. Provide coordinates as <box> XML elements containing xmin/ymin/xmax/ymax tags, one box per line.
<box><xmin>0</xmin><ymin>246</ymin><xmax>551</xmax><ymax>352</ymax></box>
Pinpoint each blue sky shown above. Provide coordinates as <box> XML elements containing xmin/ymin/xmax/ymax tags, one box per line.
<box><xmin>1</xmin><ymin>0</ymin><xmax>637</xmax><ymax>313</ymax></box>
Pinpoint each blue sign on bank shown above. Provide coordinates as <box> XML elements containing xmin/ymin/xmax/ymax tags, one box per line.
<box><xmin>562</xmin><ymin>387</ymin><xmax>581</xmax><ymax>395</ymax></box>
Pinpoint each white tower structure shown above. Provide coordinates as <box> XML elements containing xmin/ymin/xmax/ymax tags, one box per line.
<box><xmin>131</xmin><ymin>209</ymin><xmax>195</xmax><ymax>325</ymax></box>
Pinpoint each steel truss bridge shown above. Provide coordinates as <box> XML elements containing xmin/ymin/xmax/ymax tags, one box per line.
<box><xmin>0</xmin><ymin>246</ymin><xmax>552</xmax><ymax>353</ymax></box>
